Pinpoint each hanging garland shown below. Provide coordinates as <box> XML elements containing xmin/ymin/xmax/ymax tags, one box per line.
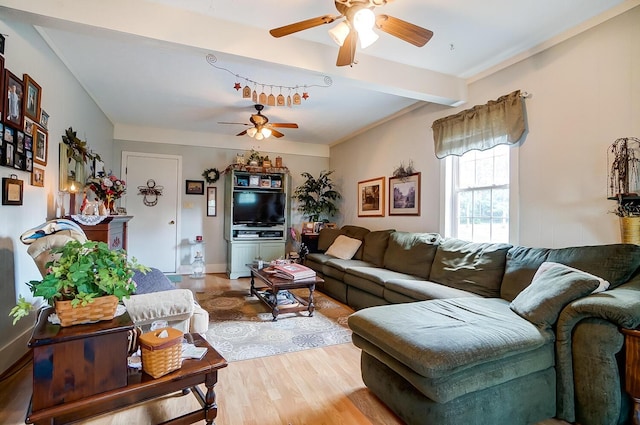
<box><xmin>202</xmin><ymin>167</ymin><xmax>220</xmax><ymax>184</ymax></box>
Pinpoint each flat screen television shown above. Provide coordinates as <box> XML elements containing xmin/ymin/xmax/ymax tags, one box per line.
<box><xmin>233</xmin><ymin>191</ymin><xmax>286</xmax><ymax>226</ymax></box>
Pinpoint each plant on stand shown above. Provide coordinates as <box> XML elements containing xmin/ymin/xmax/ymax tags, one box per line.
<box><xmin>292</xmin><ymin>170</ymin><xmax>341</xmax><ymax>222</ymax></box>
<box><xmin>86</xmin><ymin>173</ymin><xmax>126</xmax><ymax>213</ymax></box>
<box><xmin>608</xmin><ymin>137</ymin><xmax>640</xmax><ymax>243</ymax></box>
<box><xmin>10</xmin><ymin>240</ymin><xmax>148</xmax><ymax>325</ymax></box>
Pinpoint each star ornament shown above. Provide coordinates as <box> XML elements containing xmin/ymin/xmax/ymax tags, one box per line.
<box><xmin>234</xmin><ymin>82</ymin><xmax>241</xmax><ymax>91</ymax></box>
<box><xmin>302</xmin><ymin>92</ymin><xmax>309</xmax><ymax>100</ymax></box>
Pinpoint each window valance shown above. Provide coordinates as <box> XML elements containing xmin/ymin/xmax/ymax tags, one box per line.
<box><xmin>432</xmin><ymin>90</ymin><xmax>525</xmax><ymax>158</ymax></box>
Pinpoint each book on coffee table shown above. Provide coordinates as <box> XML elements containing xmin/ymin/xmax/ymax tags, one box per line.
<box><xmin>272</xmin><ymin>263</ymin><xmax>316</xmax><ymax>280</ymax></box>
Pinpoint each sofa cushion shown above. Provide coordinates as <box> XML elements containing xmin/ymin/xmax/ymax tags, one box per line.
<box><xmin>510</xmin><ymin>262</ymin><xmax>601</xmax><ymax>328</ymax></box>
<box><xmin>362</xmin><ymin>229</ymin><xmax>395</xmax><ymax>266</ymax></box>
<box><xmin>339</xmin><ymin>225</ymin><xmax>370</xmax><ymax>260</ymax></box>
<box><xmin>429</xmin><ymin>239</ymin><xmax>512</xmax><ymax>297</ymax></box>
<box><xmin>344</xmin><ymin>267</ymin><xmax>419</xmax><ymax>298</ymax></box>
<box><xmin>317</xmin><ymin>228</ymin><xmax>342</xmax><ymax>251</ymax></box>
<box><xmin>325</xmin><ymin>235</ymin><xmax>362</xmax><ymax>259</ymax></box>
<box><xmin>349</xmin><ymin>298</ymin><xmax>554</xmax><ymax>402</ymax></box>
<box><xmin>322</xmin><ymin>258</ymin><xmax>373</xmax><ymax>281</ymax></box>
<box><xmin>384</xmin><ymin>232</ymin><xmax>441</xmax><ymax>278</ymax></box>
<box><xmin>384</xmin><ymin>279</ymin><xmax>482</xmax><ymax>302</ymax></box>
<box><xmin>501</xmin><ymin>244</ymin><xmax>640</xmax><ymax>301</ymax></box>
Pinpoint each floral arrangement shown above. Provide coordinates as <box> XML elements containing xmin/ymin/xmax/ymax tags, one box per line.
<box><xmin>86</xmin><ymin>173</ymin><xmax>126</xmax><ymax>204</ymax></box>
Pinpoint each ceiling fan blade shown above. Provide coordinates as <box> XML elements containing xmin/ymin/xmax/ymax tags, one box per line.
<box><xmin>270</xmin><ymin>15</ymin><xmax>337</xmax><ymax>38</ymax></box>
<box><xmin>236</xmin><ymin>130</ymin><xmax>248</xmax><ymax>136</ymax></box>
<box><xmin>219</xmin><ymin>122</ymin><xmax>250</xmax><ymax>126</ymax></box>
<box><xmin>270</xmin><ymin>129</ymin><xmax>285</xmax><ymax>138</ymax></box>
<box><xmin>270</xmin><ymin>123</ymin><xmax>299</xmax><ymax>128</ymax></box>
<box><xmin>375</xmin><ymin>15</ymin><xmax>433</xmax><ymax>47</ymax></box>
<box><xmin>336</xmin><ymin>30</ymin><xmax>357</xmax><ymax>66</ymax></box>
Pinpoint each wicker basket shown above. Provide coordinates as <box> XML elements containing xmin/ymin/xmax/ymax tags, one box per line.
<box><xmin>54</xmin><ymin>295</ymin><xmax>119</xmax><ymax>327</ymax></box>
<box><xmin>620</xmin><ymin>216</ymin><xmax>640</xmax><ymax>244</ymax></box>
<box><xmin>139</xmin><ymin>327</ymin><xmax>183</xmax><ymax>378</ymax></box>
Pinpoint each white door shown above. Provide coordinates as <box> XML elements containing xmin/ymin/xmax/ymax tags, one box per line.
<box><xmin>122</xmin><ymin>152</ymin><xmax>181</xmax><ymax>273</ymax></box>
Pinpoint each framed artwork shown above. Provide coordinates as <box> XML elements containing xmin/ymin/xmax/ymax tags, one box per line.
<box><xmin>24</xmin><ymin>117</ymin><xmax>35</xmax><ymax>136</ymax></box>
<box><xmin>24</xmin><ymin>134</ymin><xmax>32</xmax><ymax>151</ymax></box>
<box><xmin>0</xmin><ymin>34</ymin><xmax>4</xmax><ymax>55</ymax></box>
<box><xmin>16</xmin><ymin>130</ymin><xmax>24</xmax><ymax>153</ymax></box>
<box><xmin>22</xmin><ymin>74</ymin><xmax>42</xmax><ymax>122</ymax></box>
<box><xmin>34</xmin><ymin>127</ymin><xmax>47</xmax><ymax>165</ymax></box>
<box><xmin>14</xmin><ymin>152</ymin><xmax>24</xmax><ymax>170</ymax></box>
<box><xmin>301</xmin><ymin>222</ymin><xmax>316</xmax><ymax>234</ymax></box>
<box><xmin>3</xmin><ymin>125</ymin><xmax>14</xmax><ymax>142</ymax></box>
<box><xmin>389</xmin><ymin>173</ymin><xmax>421</xmax><ymax>216</ymax></box>
<box><xmin>185</xmin><ymin>179</ymin><xmax>204</xmax><ymax>195</ymax></box>
<box><xmin>93</xmin><ymin>157</ymin><xmax>105</xmax><ymax>177</ymax></box>
<box><xmin>3</xmin><ymin>141</ymin><xmax>14</xmax><ymax>167</ymax></box>
<box><xmin>358</xmin><ymin>177</ymin><xmax>385</xmax><ymax>217</ymax></box>
<box><xmin>25</xmin><ymin>150</ymin><xmax>33</xmax><ymax>172</ymax></box>
<box><xmin>207</xmin><ymin>187</ymin><xmax>217</xmax><ymax>216</ymax></box>
<box><xmin>4</xmin><ymin>70</ymin><xmax>24</xmax><ymax>128</ymax></box>
<box><xmin>40</xmin><ymin>109</ymin><xmax>49</xmax><ymax>130</ymax></box>
<box><xmin>249</xmin><ymin>175</ymin><xmax>260</xmax><ymax>186</ymax></box>
<box><xmin>2</xmin><ymin>175</ymin><xmax>23</xmax><ymax>205</ymax></box>
<box><xmin>31</xmin><ymin>165</ymin><xmax>45</xmax><ymax>187</ymax></box>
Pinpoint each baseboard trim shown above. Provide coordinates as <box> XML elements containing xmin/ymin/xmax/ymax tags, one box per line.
<box><xmin>0</xmin><ymin>326</ymin><xmax>33</xmax><ymax>378</ymax></box>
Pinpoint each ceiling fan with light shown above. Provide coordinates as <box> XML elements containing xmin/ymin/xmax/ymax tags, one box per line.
<box><xmin>219</xmin><ymin>104</ymin><xmax>299</xmax><ymax>140</ymax></box>
<box><xmin>269</xmin><ymin>0</ymin><xmax>433</xmax><ymax>67</ymax></box>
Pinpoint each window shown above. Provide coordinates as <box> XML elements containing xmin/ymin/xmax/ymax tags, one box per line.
<box><xmin>447</xmin><ymin>145</ymin><xmax>511</xmax><ymax>243</ymax></box>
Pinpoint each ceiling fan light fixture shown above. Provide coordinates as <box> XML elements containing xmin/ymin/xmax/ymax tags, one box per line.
<box><xmin>246</xmin><ymin>127</ymin><xmax>258</xmax><ymax>137</ymax></box>
<box><xmin>358</xmin><ymin>28</ymin><xmax>379</xmax><ymax>48</ymax></box>
<box><xmin>328</xmin><ymin>21</ymin><xmax>350</xmax><ymax>46</ymax></box>
<box><xmin>255</xmin><ymin>131</ymin><xmax>264</xmax><ymax>141</ymax></box>
<box><xmin>261</xmin><ymin>127</ymin><xmax>273</xmax><ymax>138</ymax></box>
<box><xmin>353</xmin><ymin>8</ymin><xmax>378</xmax><ymax>48</ymax></box>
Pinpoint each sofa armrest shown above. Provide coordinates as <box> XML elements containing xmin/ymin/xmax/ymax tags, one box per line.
<box><xmin>558</xmin><ymin>276</ymin><xmax>640</xmax><ymax>335</ymax></box>
<box><xmin>123</xmin><ymin>288</ymin><xmax>195</xmax><ymax>326</ymax></box>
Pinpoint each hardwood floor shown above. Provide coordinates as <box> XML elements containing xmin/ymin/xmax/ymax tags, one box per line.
<box><xmin>0</xmin><ymin>274</ymin><xmax>568</xmax><ymax>425</ymax></box>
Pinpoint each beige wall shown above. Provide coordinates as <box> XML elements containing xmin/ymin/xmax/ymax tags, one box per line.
<box><xmin>330</xmin><ymin>5</ymin><xmax>640</xmax><ymax>248</ymax></box>
<box><xmin>0</xmin><ymin>19</ymin><xmax>114</xmax><ymax>374</ymax></box>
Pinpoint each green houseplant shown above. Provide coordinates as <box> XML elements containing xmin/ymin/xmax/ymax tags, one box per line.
<box><xmin>10</xmin><ymin>240</ymin><xmax>148</xmax><ymax>325</ymax></box>
<box><xmin>293</xmin><ymin>170</ymin><xmax>341</xmax><ymax>222</ymax></box>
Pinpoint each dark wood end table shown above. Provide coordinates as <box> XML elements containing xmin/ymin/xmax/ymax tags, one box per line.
<box><xmin>247</xmin><ymin>264</ymin><xmax>324</xmax><ymax>321</ymax></box>
<box><xmin>623</xmin><ymin>328</ymin><xmax>640</xmax><ymax>425</ymax></box>
<box><xmin>26</xmin><ymin>308</ymin><xmax>227</xmax><ymax>425</ymax></box>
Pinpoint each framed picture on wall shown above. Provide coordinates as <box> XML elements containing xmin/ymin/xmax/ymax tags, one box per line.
<box><xmin>2</xmin><ymin>175</ymin><xmax>23</xmax><ymax>205</ymax></box>
<box><xmin>0</xmin><ymin>55</ymin><xmax>4</xmax><ymax>122</ymax></box>
<box><xmin>358</xmin><ymin>177</ymin><xmax>385</xmax><ymax>217</ymax></box>
<box><xmin>34</xmin><ymin>127</ymin><xmax>47</xmax><ymax>165</ymax></box>
<box><xmin>389</xmin><ymin>173</ymin><xmax>421</xmax><ymax>216</ymax></box>
<box><xmin>185</xmin><ymin>179</ymin><xmax>204</xmax><ymax>195</ymax></box>
<box><xmin>4</xmin><ymin>70</ymin><xmax>24</xmax><ymax>128</ymax></box>
<box><xmin>31</xmin><ymin>165</ymin><xmax>45</xmax><ymax>187</ymax></box>
<box><xmin>22</xmin><ymin>74</ymin><xmax>42</xmax><ymax>122</ymax></box>
<box><xmin>207</xmin><ymin>187</ymin><xmax>217</xmax><ymax>216</ymax></box>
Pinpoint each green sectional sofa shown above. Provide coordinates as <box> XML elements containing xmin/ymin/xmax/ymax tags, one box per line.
<box><xmin>304</xmin><ymin>225</ymin><xmax>640</xmax><ymax>425</ymax></box>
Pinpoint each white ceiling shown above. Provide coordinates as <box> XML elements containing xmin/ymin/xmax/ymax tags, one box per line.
<box><xmin>1</xmin><ymin>0</ymin><xmax>635</xmax><ymax>147</ymax></box>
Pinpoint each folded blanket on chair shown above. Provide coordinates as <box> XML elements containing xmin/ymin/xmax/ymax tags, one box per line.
<box><xmin>20</xmin><ymin>219</ymin><xmax>85</xmax><ymax>244</ymax></box>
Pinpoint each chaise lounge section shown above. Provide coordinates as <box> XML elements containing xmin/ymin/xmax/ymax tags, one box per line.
<box><xmin>304</xmin><ymin>225</ymin><xmax>640</xmax><ymax>425</ymax></box>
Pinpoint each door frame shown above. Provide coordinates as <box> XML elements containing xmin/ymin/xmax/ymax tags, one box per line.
<box><xmin>121</xmin><ymin>151</ymin><xmax>182</xmax><ymax>272</ymax></box>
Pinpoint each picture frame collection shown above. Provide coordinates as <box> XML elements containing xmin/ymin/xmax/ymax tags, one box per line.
<box><xmin>0</xmin><ymin>55</ymin><xmax>48</xmax><ymax>191</ymax></box>
<box><xmin>358</xmin><ymin>172</ymin><xmax>421</xmax><ymax>217</ymax></box>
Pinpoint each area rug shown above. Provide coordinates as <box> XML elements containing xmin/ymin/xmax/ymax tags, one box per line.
<box><xmin>196</xmin><ymin>289</ymin><xmax>353</xmax><ymax>362</ymax></box>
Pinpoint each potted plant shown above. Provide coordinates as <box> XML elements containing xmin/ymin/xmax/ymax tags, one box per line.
<box><xmin>292</xmin><ymin>170</ymin><xmax>341</xmax><ymax>222</ymax></box>
<box><xmin>10</xmin><ymin>240</ymin><xmax>148</xmax><ymax>326</ymax></box>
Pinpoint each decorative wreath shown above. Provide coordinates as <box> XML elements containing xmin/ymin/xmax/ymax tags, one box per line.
<box><xmin>202</xmin><ymin>167</ymin><xmax>220</xmax><ymax>184</ymax></box>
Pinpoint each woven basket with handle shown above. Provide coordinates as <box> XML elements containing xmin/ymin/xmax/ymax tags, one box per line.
<box><xmin>54</xmin><ymin>295</ymin><xmax>119</xmax><ymax>327</ymax></box>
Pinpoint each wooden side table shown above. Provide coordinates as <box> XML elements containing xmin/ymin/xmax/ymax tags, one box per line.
<box><xmin>68</xmin><ymin>215</ymin><xmax>132</xmax><ymax>250</ymax></box>
<box><xmin>622</xmin><ymin>328</ymin><xmax>640</xmax><ymax>424</ymax></box>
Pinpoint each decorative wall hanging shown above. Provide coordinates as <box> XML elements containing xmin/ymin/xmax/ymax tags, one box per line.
<box><xmin>389</xmin><ymin>172</ymin><xmax>420</xmax><ymax>216</ymax></box>
<box><xmin>358</xmin><ymin>176</ymin><xmax>385</xmax><ymax>217</ymax></box>
<box><xmin>137</xmin><ymin>179</ymin><xmax>163</xmax><ymax>207</ymax></box>
<box><xmin>207</xmin><ymin>187</ymin><xmax>217</xmax><ymax>217</ymax></box>
<box><xmin>206</xmin><ymin>54</ymin><xmax>332</xmax><ymax>107</ymax></box>
<box><xmin>186</xmin><ymin>180</ymin><xmax>204</xmax><ymax>195</ymax></box>
<box><xmin>202</xmin><ymin>167</ymin><xmax>220</xmax><ymax>184</ymax></box>
<box><xmin>2</xmin><ymin>174</ymin><xmax>23</xmax><ymax>205</ymax></box>
<box><xmin>31</xmin><ymin>165</ymin><xmax>45</xmax><ymax>187</ymax></box>
<box><xmin>22</xmin><ymin>74</ymin><xmax>42</xmax><ymax>122</ymax></box>
<box><xmin>4</xmin><ymin>70</ymin><xmax>24</xmax><ymax>128</ymax></box>
<box><xmin>392</xmin><ymin>160</ymin><xmax>416</xmax><ymax>181</ymax></box>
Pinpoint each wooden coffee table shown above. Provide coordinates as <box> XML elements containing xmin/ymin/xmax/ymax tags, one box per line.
<box><xmin>248</xmin><ymin>264</ymin><xmax>324</xmax><ymax>321</ymax></box>
<box><xmin>26</xmin><ymin>309</ymin><xmax>227</xmax><ymax>425</ymax></box>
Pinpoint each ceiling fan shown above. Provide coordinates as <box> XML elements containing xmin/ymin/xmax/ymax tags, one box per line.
<box><xmin>269</xmin><ymin>0</ymin><xmax>433</xmax><ymax>67</ymax></box>
<box><xmin>219</xmin><ymin>104</ymin><xmax>299</xmax><ymax>140</ymax></box>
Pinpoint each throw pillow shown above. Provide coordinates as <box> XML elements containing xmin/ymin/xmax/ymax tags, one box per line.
<box><xmin>510</xmin><ymin>262</ymin><xmax>601</xmax><ymax>328</ymax></box>
<box><xmin>325</xmin><ymin>235</ymin><xmax>363</xmax><ymax>260</ymax></box>
<box><xmin>534</xmin><ymin>261</ymin><xmax>610</xmax><ymax>294</ymax></box>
